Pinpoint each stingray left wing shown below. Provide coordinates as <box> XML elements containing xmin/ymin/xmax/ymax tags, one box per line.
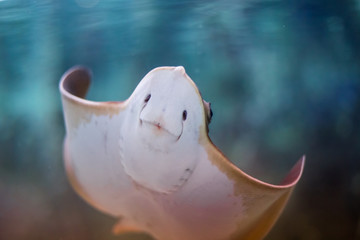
<box><xmin>59</xmin><ymin>66</ymin><xmax>124</xmax><ymax>131</ymax></box>
<box><xmin>59</xmin><ymin>66</ymin><xmax>131</xmax><ymax>215</ymax></box>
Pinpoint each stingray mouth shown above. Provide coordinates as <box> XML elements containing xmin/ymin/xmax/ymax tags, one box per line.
<box><xmin>139</xmin><ymin>118</ymin><xmax>183</xmax><ymax>141</ymax></box>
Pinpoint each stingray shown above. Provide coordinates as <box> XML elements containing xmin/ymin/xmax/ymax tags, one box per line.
<box><xmin>59</xmin><ymin>66</ymin><xmax>304</xmax><ymax>240</ymax></box>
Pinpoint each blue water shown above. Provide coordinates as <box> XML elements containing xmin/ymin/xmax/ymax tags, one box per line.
<box><xmin>0</xmin><ymin>0</ymin><xmax>359</xmax><ymax>239</ymax></box>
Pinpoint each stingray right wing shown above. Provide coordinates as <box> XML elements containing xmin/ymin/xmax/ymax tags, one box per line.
<box><xmin>203</xmin><ymin>138</ymin><xmax>305</xmax><ymax>240</ymax></box>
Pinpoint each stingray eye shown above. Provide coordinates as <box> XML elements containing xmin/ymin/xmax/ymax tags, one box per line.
<box><xmin>144</xmin><ymin>94</ymin><xmax>151</xmax><ymax>103</ymax></box>
<box><xmin>207</xmin><ymin>102</ymin><xmax>213</xmax><ymax>123</ymax></box>
<box><xmin>182</xmin><ymin>110</ymin><xmax>187</xmax><ymax>121</ymax></box>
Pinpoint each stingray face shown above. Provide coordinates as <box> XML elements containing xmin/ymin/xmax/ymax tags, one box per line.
<box><xmin>139</xmin><ymin>92</ymin><xmax>185</xmax><ymax>141</ymax></box>
<box><xmin>139</xmin><ymin>67</ymin><xmax>199</xmax><ymax>141</ymax></box>
<box><xmin>120</xmin><ymin>67</ymin><xmax>206</xmax><ymax>193</ymax></box>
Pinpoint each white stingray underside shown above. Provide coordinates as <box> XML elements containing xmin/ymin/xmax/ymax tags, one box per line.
<box><xmin>60</xmin><ymin>66</ymin><xmax>305</xmax><ymax>240</ymax></box>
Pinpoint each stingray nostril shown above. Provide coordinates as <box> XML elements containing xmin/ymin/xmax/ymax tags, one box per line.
<box><xmin>144</xmin><ymin>94</ymin><xmax>151</xmax><ymax>103</ymax></box>
<box><xmin>182</xmin><ymin>110</ymin><xmax>187</xmax><ymax>121</ymax></box>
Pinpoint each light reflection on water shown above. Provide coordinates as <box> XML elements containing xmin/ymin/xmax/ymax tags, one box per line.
<box><xmin>0</xmin><ymin>0</ymin><xmax>359</xmax><ymax>239</ymax></box>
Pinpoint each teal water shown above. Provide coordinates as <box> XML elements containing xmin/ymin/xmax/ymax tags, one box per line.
<box><xmin>0</xmin><ymin>0</ymin><xmax>359</xmax><ymax>239</ymax></box>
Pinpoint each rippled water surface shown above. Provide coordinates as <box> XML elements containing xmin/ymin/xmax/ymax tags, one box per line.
<box><xmin>1</xmin><ymin>0</ymin><xmax>360</xmax><ymax>239</ymax></box>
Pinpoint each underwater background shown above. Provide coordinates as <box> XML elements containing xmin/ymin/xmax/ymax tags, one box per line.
<box><xmin>0</xmin><ymin>0</ymin><xmax>359</xmax><ymax>239</ymax></box>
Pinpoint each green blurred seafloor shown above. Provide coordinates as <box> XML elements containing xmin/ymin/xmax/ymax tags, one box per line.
<box><xmin>0</xmin><ymin>0</ymin><xmax>360</xmax><ymax>239</ymax></box>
